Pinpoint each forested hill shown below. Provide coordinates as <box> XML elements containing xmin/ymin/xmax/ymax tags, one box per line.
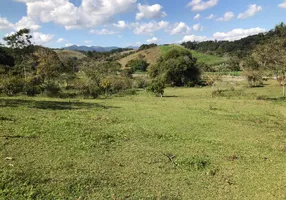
<box><xmin>181</xmin><ymin>22</ymin><xmax>286</xmax><ymax>58</ymax></box>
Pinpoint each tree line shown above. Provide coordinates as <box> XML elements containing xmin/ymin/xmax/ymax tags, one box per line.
<box><xmin>181</xmin><ymin>23</ymin><xmax>286</xmax><ymax>59</ymax></box>
<box><xmin>1</xmin><ymin>23</ymin><xmax>286</xmax><ymax>98</ymax></box>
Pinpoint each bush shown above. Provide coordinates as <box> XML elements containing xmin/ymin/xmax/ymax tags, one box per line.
<box><xmin>148</xmin><ymin>78</ymin><xmax>165</xmax><ymax>97</ymax></box>
<box><xmin>24</xmin><ymin>76</ymin><xmax>42</xmax><ymax>96</ymax></box>
<box><xmin>0</xmin><ymin>76</ymin><xmax>25</xmax><ymax>96</ymax></box>
<box><xmin>120</xmin><ymin>68</ymin><xmax>133</xmax><ymax>78</ymax></box>
<box><xmin>74</xmin><ymin>79</ymin><xmax>101</xmax><ymax>99</ymax></box>
<box><xmin>108</xmin><ymin>76</ymin><xmax>132</xmax><ymax>94</ymax></box>
<box><xmin>42</xmin><ymin>82</ymin><xmax>62</xmax><ymax>97</ymax></box>
<box><xmin>133</xmin><ymin>77</ymin><xmax>150</xmax><ymax>88</ymax></box>
<box><xmin>126</xmin><ymin>59</ymin><xmax>149</xmax><ymax>72</ymax></box>
<box><xmin>243</xmin><ymin>71</ymin><xmax>263</xmax><ymax>87</ymax></box>
<box><xmin>88</xmin><ymin>83</ymin><xmax>101</xmax><ymax>98</ymax></box>
<box><xmin>138</xmin><ymin>43</ymin><xmax>157</xmax><ymax>51</ymax></box>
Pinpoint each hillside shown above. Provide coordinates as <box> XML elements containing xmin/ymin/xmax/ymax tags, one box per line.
<box><xmin>119</xmin><ymin>46</ymin><xmax>162</xmax><ymax>67</ymax></box>
<box><xmin>54</xmin><ymin>49</ymin><xmax>86</xmax><ymax>62</ymax></box>
<box><xmin>160</xmin><ymin>45</ymin><xmax>228</xmax><ymax>66</ymax></box>
<box><xmin>181</xmin><ymin>23</ymin><xmax>286</xmax><ymax>58</ymax></box>
<box><xmin>119</xmin><ymin>45</ymin><xmax>227</xmax><ymax>67</ymax></box>
<box><xmin>190</xmin><ymin>50</ymin><xmax>229</xmax><ymax>66</ymax></box>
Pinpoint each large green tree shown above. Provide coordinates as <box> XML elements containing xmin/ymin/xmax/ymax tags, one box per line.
<box><xmin>3</xmin><ymin>29</ymin><xmax>33</xmax><ymax>81</ymax></box>
<box><xmin>126</xmin><ymin>59</ymin><xmax>149</xmax><ymax>72</ymax></box>
<box><xmin>3</xmin><ymin>28</ymin><xmax>32</xmax><ymax>49</ymax></box>
<box><xmin>253</xmin><ymin>36</ymin><xmax>286</xmax><ymax>96</ymax></box>
<box><xmin>149</xmin><ymin>48</ymin><xmax>200</xmax><ymax>86</ymax></box>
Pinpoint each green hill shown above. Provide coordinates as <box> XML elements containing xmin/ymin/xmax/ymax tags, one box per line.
<box><xmin>119</xmin><ymin>46</ymin><xmax>162</xmax><ymax>67</ymax></box>
<box><xmin>54</xmin><ymin>50</ymin><xmax>86</xmax><ymax>62</ymax></box>
<box><xmin>160</xmin><ymin>45</ymin><xmax>228</xmax><ymax>66</ymax></box>
<box><xmin>119</xmin><ymin>45</ymin><xmax>227</xmax><ymax>68</ymax></box>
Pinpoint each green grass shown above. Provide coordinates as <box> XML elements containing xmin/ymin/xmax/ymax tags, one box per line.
<box><xmin>190</xmin><ymin>50</ymin><xmax>229</xmax><ymax>66</ymax></box>
<box><xmin>159</xmin><ymin>44</ymin><xmax>185</xmax><ymax>55</ymax></box>
<box><xmin>1</xmin><ymin>80</ymin><xmax>286</xmax><ymax>199</ymax></box>
<box><xmin>160</xmin><ymin>45</ymin><xmax>229</xmax><ymax>66</ymax></box>
<box><xmin>206</xmin><ymin>71</ymin><xmax>242</xmax><ymax>76</ymax></box>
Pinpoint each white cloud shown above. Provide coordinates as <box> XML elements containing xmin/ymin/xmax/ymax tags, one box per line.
<box><xmin>278</xmin><ymin>1</ymin><xmax>286</xmax><ymax>8</ymax></box>
<box><xmin>132</xmin><ymin>20</ymin><xmax>169</xmax><ymax>35</ymax></box>
<box><xmin>84</xmin><ymin>40</ymin><xmax>93</xmax><ymax>44</ymax></box>
<box><xmin>0</xmin><ymin>17</ymin><xmax>14</xmax><ymax>30</ymax></box>
<box><xmin>136</xmin><ymin>3</ymin><xmax>167</xmax><ymax>20</ymax></box>
<box><xmin>213</xmin><ymin>27</ymin><xmax>266</xmax><ymax>41</ymax></box>
<box><xmin>186</xmin><ymin>0</ymin><xmax>218</xmax><ymax>11</ymax></box>
<box><xmin>15</xmin><ymin>16</ymin><xmax>41</xmax><ymax>31</ymax></box>
<box><xmin>32</xmin><ymin>32</ymin><xmax>54</xmax><ymax>45</ymax></box>
<box><xmin>126</xmin><ymin>41</ymin><xmax>141</xmax><ymax>47</ymax></box>
<box><xmin>237</xmin><ymin>4</ymin><xmax>262</xmax><ymax>19</ymax></box>
<box><xmin>113</xmin><ymin>21</ymin><xmax>129</xmax><ymax>29</ymax></box>
<box><xmin>146</xmin><ymin>37</ymin><xmax>158</xmax><ymax>43</ymax></box>
<box><xmin>182</xmin><ymin>35</ymin><xmax>208</xmax><ymax>42</ymax></box>
<box><xmin>206</xmin><ymin>14</ymin><xmax>215</xmax><ymax>19</ymax></box>
<box><xmin>170</xmin><ymin>22</ymin><xmax>191</xmax><ymax>35</ymax></box>
<box><xmin>65</xmin><ymin>43</ymin><xmax>75</xmax><ymax>47</ymax></box>
<box><xmin>194</xmin><ymin>14</ymin><xmax>200</xmax><ymax>20</ymax></box>
<box><xmin>56</xmin><ymin>38</ymin><xmax>68</xmax><ymax>43</ymax></box>
<box><xmin>15</xmin><ymin>0</ymin><xmax>137</xmax><ymax>30</ymax></box>
<box><xmin>0</xmin><ymin>16</ymin><xmax>41</xmax><ymax>32</ymax></box>
<box><xmin>217</xmin><ymin>12</ymin><xmax>235</xmax><ymax>21</ymax></box>
<box><xmin>89</xmin><ymin>29</ymin><xmax>117</xmax><ymax>35</ymax></box>
<box><xmin>193</xmin><ymin>23</ymin><xmax>203</xmax><ymax>31</ymax></box>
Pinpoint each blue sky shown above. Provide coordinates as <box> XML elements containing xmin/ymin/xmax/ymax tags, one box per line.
<box><xmin>0</xmin><ymin>0</ymin><xmax>286</xmax><ymax>48</ymax></box>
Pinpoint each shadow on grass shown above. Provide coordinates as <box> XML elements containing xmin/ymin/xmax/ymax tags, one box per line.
<box><xmin>257</xmin><ymin>96</ymin><xmax>286</xmax><ymax>101</ymax></box>
<box><xmin>0</xmin><ymin>98</ymin><xmax>120</xmax><ymax>110</ymax></box>
<box><xmin>163</xmin><ymin>95</ymin><xmax>178</xmax><ymax>98</ymax></box>
<box><xmin>0</xmin><ymin>135</ymin><xmax>38</xmax><ymax>139</ymax></box>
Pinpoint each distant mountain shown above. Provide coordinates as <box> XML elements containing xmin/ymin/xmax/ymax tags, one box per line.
<box><xmin>126</xmin><ymin>46</ymin><xmax>139</xmax><ymax>50</ymax></box>
<box><xmin>64</xmin><ymin>45</ymin><xmax>138</xmax><ymax>52</ymax></box>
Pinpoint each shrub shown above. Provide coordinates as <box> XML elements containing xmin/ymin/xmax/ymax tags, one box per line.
<box><xmin>133</xmin><ymin>77</ymin><xmax>150</xmax><ymax>88</ymax></box>
<box><xmin>108</xmin><ymin>76</ymin><xmax>132</xmax><ymax>94</ymax></box>
<box><xmin>42</xmin><ymin>82</ymin><xmax>62</xmax><ymax>97</ymax></box>
<box><xmin>120</xmin><ymin>68</ymin><xmax>133</xmax><ymax>78</ymax></box>
<box><xmin>243</xmin><ymin>70</ymin><xmax>263</xmax><ymax>87</ymax></box>
<box><xmin>0</xmin><ymin>76</ymin><xmax>25</xmax><ymax>96</ymax></box>
<box><xmin>88</xmin><ymin>83</ymin><xmax>101</xmax><ymax>98</ymax></box>
<box><xmin>24</xmin><ymin>76</ymin><xmax>42</xmax><ymax>96</ymax></box>
<box><xmin>148</xmin><ymin>78</ymin><xmax>165</xmax><ymax>97</ymax></box>
<box><xmin>126</xmin><ymin>59</ymin><xmax>149</xmax><ymax>72</ymax></box>
<box><xmin>241</xmin><ymin>56</ymin><xmax>263</xmax><ymax>87</ymax></box>
<box><xmin>74</xmin><ymin>79</ymin><xmax>101</xmax><ymax>99</ymax></box>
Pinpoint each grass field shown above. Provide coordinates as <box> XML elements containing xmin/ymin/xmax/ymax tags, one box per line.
<box><xmin>190</xmin><ymin>50</ymin><xmax>229</xmax><ymax>66</ymax></box>
<box><xmin>1</xmin><ymin>80</ymin><xmax>286</xmax><ymax>199</ymax></box>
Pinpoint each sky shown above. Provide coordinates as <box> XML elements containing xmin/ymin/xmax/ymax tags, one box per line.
<box><xmin>0</xmin><ymin>0</ymin><xmax>286</xmax><ymax>48</ymax></box>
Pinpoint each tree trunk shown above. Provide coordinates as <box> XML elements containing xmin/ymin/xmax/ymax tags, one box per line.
<box><xmin>21</xmin><ymin>55</ymin><xmax>27</xmax><ymax>81</ymax></box>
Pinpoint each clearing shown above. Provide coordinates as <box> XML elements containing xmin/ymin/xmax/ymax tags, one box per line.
<box><xmin>1</xmin><ymin>81</ymin><xmax>286</xmax><ymax>199</ymax></box>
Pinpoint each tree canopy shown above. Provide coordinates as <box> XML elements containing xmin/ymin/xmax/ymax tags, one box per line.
<box><xmin>149</xmin><ymin>48</ymin><xmax>200</xmax><ymax>86</ymax></box>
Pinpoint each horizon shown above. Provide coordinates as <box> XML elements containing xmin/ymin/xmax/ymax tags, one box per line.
<box><xmin>1</xmin><ymin>0</ymin><xmax>286</xmax><ymax>48</ymax></box>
